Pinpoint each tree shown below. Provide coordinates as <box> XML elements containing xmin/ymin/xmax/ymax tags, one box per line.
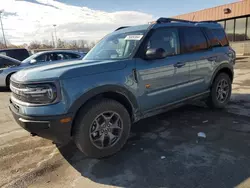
<box><xmin>29</xmin><ymin>41</ymin><xmax>41</xmax><ymax>49</ymax></box>
<box><xmin>68</xmin><ymin>40</ymin><xmax>78</xmax><ymax>49</ymax></box>
<box><xmin>0</xmin><ymin>42</ymin><xmax>6</xmax><ymax>49</ymax></box>
<box><xmin>57</xmin><ymin>38</ymin><xmax>65</xmax><ymax>48</ymax></box>
<box><xmin>78</xmin><ymin>40</ymin><xmax>87</xmax><ymax>49</ymax></box>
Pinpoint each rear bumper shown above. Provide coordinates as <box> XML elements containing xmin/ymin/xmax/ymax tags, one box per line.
<box><xmin>9</xmin><ymin>102</ymin><xmax>73</xmax><ymax>144</ymax></box>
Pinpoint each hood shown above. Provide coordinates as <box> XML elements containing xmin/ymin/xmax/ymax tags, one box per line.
<box><xmin>12</xmin><ymin>59</ymin><xmax>128</xmax><ymax>83</ymax></box>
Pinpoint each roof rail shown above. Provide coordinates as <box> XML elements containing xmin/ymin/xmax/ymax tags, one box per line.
<box><xmin>115</xmin><ymin>26</ymin><xmax>130</xmax><ymax>31</ymax></box>
<box><xmin>199</xmin><ymin>20</ymin><xmax>217</xmax><ymax>23</ymax></box>
<box><xmin>156</xmin><ymin>17</ymin><xmax>217</xmax><ymax>24</ymax></box>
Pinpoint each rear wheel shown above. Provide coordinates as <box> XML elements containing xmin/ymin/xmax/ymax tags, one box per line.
<box><xmin>206</xmin><ymin>73</ymin><xmax>232</xmax><ymax>109</ymax></box>
<box><xmin>73</xmin><ymin>99</ymin><xmax>131</xmax><ymax>158</ymax></box>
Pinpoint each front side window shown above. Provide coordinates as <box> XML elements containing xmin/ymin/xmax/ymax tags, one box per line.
<box><xmin>181</xmin><ymin>27</ymin><xmax>208</xmax><ymax>53</ymax></box>
<box><xmin>84</xmin><ymin>30</ymin><xmax>146</xmax><ymax>60</ymax></box>
<box><xmin>146</xmin><ymin>28</ymin><xmax>180</xmax><ymax>56</ymax></box>
<box><xmin>35</xmin><ymin>53</ymin><xmax>57</xmax><ymax>63</ymax></box>
<box><xmin>35</xmin><ymin>54</ymin><xmax>48</xmax><ymax>62</ymax></box>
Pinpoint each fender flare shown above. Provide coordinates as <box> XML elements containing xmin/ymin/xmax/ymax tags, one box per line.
<box><xmin>210</xmin><ymin>63</ymin><xmax>234</xmax><ymax>85</ymax></box>
<box><xmin>68</xmin><ymin>84</ymin><xmax>139</xmax><ymax>116</ymax></box>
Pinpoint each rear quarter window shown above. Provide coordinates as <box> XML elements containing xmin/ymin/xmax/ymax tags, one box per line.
<box><xmin>211</xmin><ymin>29</ymin><xmax>229</xmax><ymax>46</ymax></box>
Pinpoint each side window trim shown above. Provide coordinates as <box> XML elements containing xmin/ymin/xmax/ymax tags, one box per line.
<box><xmin>200</xmin><ymin>27</ymin><xmax>212</xmax><ymax>48</ymax></box>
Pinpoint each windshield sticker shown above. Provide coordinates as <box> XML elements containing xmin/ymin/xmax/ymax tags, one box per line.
<box><xmin>125</xmin><ymin>35</ymin><xmax>143</xmax><ymax>41</ymax></box>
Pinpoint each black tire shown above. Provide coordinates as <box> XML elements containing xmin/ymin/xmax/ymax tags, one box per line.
<box><xmin>73</xmin><ymin>99</ymin><xmax>131</xmax><ymax>158</ymax></box>
<box><xmin>206</xmin><ymin>73</ymin><xmax>232</xmax><ymax>109</ymax></box>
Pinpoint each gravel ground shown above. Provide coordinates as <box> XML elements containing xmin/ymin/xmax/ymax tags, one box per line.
<box><xmin>1</xmin><ymin>58</ymin><xmax>250</xmax><ymax>188</ymax></box>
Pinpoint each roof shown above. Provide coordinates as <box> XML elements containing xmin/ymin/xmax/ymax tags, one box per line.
<box><xmin>0</xmin><ymin>48</ymin><xmax>28</xmax><ymax>52</ymax></box>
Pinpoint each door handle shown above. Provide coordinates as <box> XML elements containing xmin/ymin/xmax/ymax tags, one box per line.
<box><xmin>208</xmin><ymin>56</ymin><xmax>217</xmax><ymax>61</ymax></box>
<box><xmin>174</xmin><ymin>62</ymin><xmax>186</xmax><ymax>68</ymax></box>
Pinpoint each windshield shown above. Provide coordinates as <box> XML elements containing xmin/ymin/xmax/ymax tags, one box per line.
<box><xmin>21</xmin><ymin>53</ymin><xmax>40</xmax><ymax>64</ymax></box>
<box><xmin>84</xmin><ymin>30</ymin><xmax>146</xmax><ymax>60</ymax></box>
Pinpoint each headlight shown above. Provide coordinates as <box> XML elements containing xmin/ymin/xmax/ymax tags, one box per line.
<box><xmin>10</xmin><ymin>82</ymin><xmax>60</xmax><ymax>105</ymax></box>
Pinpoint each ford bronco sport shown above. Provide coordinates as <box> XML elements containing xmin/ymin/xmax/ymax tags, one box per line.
<box><xmin>9</xmin><ymin>18</ymin><xmax>235</xmax><ymax>158</ymax></box>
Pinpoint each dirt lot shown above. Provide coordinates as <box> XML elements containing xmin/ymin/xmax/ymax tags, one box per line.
<box><xmin>1</xmin><ymin>58</ymin><xmax>250</xmax><ymax>188</ymax></box>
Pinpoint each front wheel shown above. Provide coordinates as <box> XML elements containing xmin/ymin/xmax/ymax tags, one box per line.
<box><xmin>73</xmin><ymin>99</ymin><xmax>131</xmax><ymax>158</ymax></box>
<box><xmin>206</xmin><ymin>73</ymin><xmax>232</xmax><ymax>109</ymax></box>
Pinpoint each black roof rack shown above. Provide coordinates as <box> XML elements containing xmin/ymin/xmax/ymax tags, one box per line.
<box><xmin>199</xmin><ymin>20</ymin><xmax>217</xmax><ymax>23</ymax></box>
<box><xmin>156</xmin><ymin>17</ymin><xmax>217</xmax><ymax>24</ymax></box>
<box><xmin>115</xmin><ymin>26</ymin><xmax>130</xmax><ymax>31</ymax></box>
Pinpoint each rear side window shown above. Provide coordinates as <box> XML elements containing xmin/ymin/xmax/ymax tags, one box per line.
<box><xmin>211</xmin><ymin>29</ymin><xmax>229</xmax><ymax>46</ymax></box>
<box><xmin>63</xmin><ymin>53</ymin><xmax>81</xmax><ymax>60</ymax></box>
<box><xmin>181</xmin><ymin>27</ymin><xmax>208</xmax><ymax>53</ymax></box>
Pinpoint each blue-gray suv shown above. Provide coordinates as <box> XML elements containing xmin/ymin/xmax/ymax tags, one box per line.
<box><xmin>9</xmin><ymin>18</ymin><xmax>235</xmax><ymax>158</ymax></box>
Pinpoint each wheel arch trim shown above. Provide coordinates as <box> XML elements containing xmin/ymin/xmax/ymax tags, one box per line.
<box><xmin>68</xmin><ymin>84</ymin><xmax>140</xmax><ymax>120</ymax></box>
<box><xmin>210</xmin><ymin>63</ymin><xmax>234</xmax><ymax>86</ymax></box>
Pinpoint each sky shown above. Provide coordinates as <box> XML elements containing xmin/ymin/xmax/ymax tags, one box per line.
<box><xmin>0</xmin><ymin>0</ymin><xmax>237</xmax><ymax>45</ymax></box>
<box><xmin>57</xmin><ymin>0</ymin><xmax>238</xmax><ymax>17</ymax></box>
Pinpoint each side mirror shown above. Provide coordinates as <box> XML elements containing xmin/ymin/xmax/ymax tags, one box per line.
<box><xmin>145</xmin><ymin>48</ymin><xmax>167</xmax><ymax>60</ymax></box>
<box><xmin>30</xmin><ymin>59</ymin><xmax>37</xmax><ymax>64</ymax></box>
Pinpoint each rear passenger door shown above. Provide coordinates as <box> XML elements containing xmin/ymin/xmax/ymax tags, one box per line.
<box><xmin>179</xmin><ymin>27</ymin><xmax>215</xmax><ymax>95</ymax></box>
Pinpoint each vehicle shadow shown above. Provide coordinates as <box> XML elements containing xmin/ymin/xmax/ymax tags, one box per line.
<box><xmin>58</xmin><ymin>104</ymin><xmax>250</xmax><ymax>188</ymax></box>
<box><xmin>0</xmin><ymin>87</ymin><xmax>9</xmax><ymax>92</ymax></box>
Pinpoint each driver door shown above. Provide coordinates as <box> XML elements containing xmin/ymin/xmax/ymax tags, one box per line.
<box><xmin>136</xmin><ymin>27</ymin><xmax>190</xmax><ymax>112</ymax></box>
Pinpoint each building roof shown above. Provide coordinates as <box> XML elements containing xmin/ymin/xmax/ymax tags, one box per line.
<box><xmin>173</xmin><ymin>0</ymin><xmax>250</xmax><ymax>21</ymax></box>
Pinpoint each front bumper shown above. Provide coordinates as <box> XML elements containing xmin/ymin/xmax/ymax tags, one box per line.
<box><xmin>9</xmin><ymin>100</ymin><xmax>73</xmax><ymax>144</ymax></box>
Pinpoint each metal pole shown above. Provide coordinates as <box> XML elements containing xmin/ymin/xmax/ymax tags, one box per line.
<box><xmin>53</xmin><ymin>24</ymin><xmax>57</xmax><ymax>48</ymax></box>
<box><xmin>0</xmin><ymin>11</ymin><xmax>7</xmax><ymax>48</ymax></box>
